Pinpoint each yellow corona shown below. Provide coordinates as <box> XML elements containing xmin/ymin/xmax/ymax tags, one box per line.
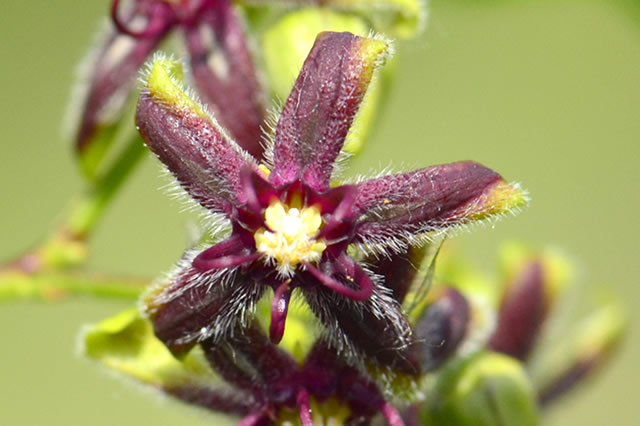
<box><xmin>254</xmin><ymin>200</ymin><xmax>327</xmax><ymax>275</ymax></box>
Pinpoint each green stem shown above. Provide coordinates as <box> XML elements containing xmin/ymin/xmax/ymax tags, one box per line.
<box><xmin>0</xmin><ymin>270</ymin><xmax>147</xmax><ymax>303</ymax></box>
<box><xmin>67</xmin><ymin>136</ymin><xmax>147</xmax><ymax>239</ymax></box>
<box><xmin>22</xmin><ymin>136</ymin><xmax>147</xmax><ymax>271</ymax></box>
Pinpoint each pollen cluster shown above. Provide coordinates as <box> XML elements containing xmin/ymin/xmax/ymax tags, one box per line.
<box><xmin>254</xmin><ymin>200</ymin><xmax>327</xmax><ymax>275</ymax></box>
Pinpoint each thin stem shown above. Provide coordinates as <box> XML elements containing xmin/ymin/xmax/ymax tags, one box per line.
<box><xmin>66</xmin><ymin>136</ymin><xmax>147</xmax><ymax>239</ymax></box>
<box><xmin>5</xmin><ymin>136</ymin><xmax>147</xmax><ymax>273</ymax></box>
<box><xmin>0</xmin><ymin>270</ymin><xmax>146</xmax><ymax>303</ymax></box>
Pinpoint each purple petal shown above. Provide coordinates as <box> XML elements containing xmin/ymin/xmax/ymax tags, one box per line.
<box><xmin>302</xmin><ymin>281</ymin><xmax>420</xmax><ymax>375</ymax></box>
<box><xmin>192</xmin><ymin>234</ymin><xmax>259</xmax><ymax>271</ymax></box>
<box><xmin>136</xmin><ymin>81</ymin><xmax>259</xmax><ymax>214</ymax></box>
<box><xmin>301</xmin><ymin>341</ymin><xmax>341</xmax><ymax>400</ymax></box>
<box><xmin>167</xmin><ymin>384</ymin><xmax>256</xmax><ymax>416</ymax></box>
<box><xmin>270</xmin><ymin>32</ymin><xmax>390</xmax><ymax>191</ymax></box>
<box><xmin>488</xmin><ymin>260</ymin><xmax>546</xmax><ymax>361</ymax></box>
<box><xmin>368</xmin><ymin>246</ymin><xmax>425</xmax><ymax>303</ymax></box>
<box><xmin>202</xmin><ymin>323</ymin><xmax>299</xmax><ymax>405</ymax></box>
<box><xmin>184</xmin><ymin>0</ymin><xmax>265</xmax><ymax>159</ymax></box>
<box><xmin>270</xmin><ymin>281</ymin><xmax>293</xmax><ymax>344</ymax></box>
<box><xmin>76</xmin><ymin>2</ymin><xmax>173</xmax><ymax>153</ymax></box>
<box><xmin>353</xmin><ymin>161</ymin><xmax>527</xmax><ymax>248</ymax></box>
<box><xmin>144</xmin><ymin>260</ymin><xmax>264</xmax><ymax>355</ymax></box>
<box><xmin>201</xmin><ymin>338</ymin><xmax>262</xmax><ymax>396</ymax></box>
<box><xmin>337</xmin><ymin>367</ymin><xmax>385</xmax><ymax>421</ymax></box>
<box><xmin>415</xmin><ymin>287</ymin><xmax>470</xmax><ymax>372</ymax></box>
<box><xmin>303</xmin><ymin>255</ymin><xmax>373</xmax><ymax>301</ymax></box>
<box><xmin>241</xmin><ymin>169</ymin><xmax>278</xmax><ymax>214</ymax></box>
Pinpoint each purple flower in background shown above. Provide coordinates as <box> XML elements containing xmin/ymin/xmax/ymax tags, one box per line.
<box><xmin>75</xmin><ymin>0</ymin><xmax>264</xmax><ymax>159</ymax></box>
<box><xmin>136</xmin><ymin>31</ymin><xmax>526</xmax><ymax>372</ymax></box>
<box><xmin>198</xmin><ymin>323</ymin><xmax>407</xmax><ymax>426</ymax></box>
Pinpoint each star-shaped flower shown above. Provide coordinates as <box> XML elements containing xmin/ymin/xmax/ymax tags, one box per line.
<box><xmin>136</xmin><ymin>31</ymin><xmax>527</xmax><ymax>373</ymax></box>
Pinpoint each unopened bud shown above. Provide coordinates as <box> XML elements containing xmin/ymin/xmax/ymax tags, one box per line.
<box><xmin>422</xmin><ymin>351</ymin><xmax>540</xmax><ymax>426</ymax></box>
<box><xmin>415</xmin><ymin>287</ymin><xmax>470</xmax><ymax>372</ymax></box>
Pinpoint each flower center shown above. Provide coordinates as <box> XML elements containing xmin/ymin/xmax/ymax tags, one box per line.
<box><xmin>254</xmin><ymin>200</ymin><xmax>327</xmax><ymax>275</ymax></box>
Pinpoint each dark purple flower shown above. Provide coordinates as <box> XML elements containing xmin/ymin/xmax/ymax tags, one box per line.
<box><xmin>136</xmin><ymin>31</ymin><xmax>527</xmax><ymax>372</ymax></box>
<box><xmin>75</xmin><ymin>0</ymin><xmax>264</xmax><ymax>160</ymax></box>
<box><xmin>199</xmin><ymin>322</ymin><xmax>407</xmax><ymax>426</ymax></box>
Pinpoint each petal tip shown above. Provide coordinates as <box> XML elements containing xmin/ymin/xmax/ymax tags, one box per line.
<box><xmin>143</xmin><ymin>54</ymin><xmax>207</xmax><ymax>119</ymax></box>
<box><xmin>479</xmin><ymin>180</ymin><xmax>530</xmax><ymax>220</ymax></box>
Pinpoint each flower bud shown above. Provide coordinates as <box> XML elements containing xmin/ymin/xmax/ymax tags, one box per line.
<box><xmin>422</xmin><ymin>351</ymin><xmax>540</xmax><ymax>426</ymax></box>
<box><xmin>537</xmin><ymin>301</ymin><xmax>626</xmax><ymax>406</ymax></box>
<box><xmin>69</xmin><ymin>2</ymin><xmax>173</xmax><ymax>179</ymax></box>
<box><xmin>489</xmin><ymin>244</ymin><xmax>572</xmax><ymax>361</ymax></box>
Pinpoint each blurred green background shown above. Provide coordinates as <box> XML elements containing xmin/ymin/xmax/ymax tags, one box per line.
<box><xmin>1</xmin><ymin>0</ymin><xmax>638</xmax><ymax>424</ymax></box>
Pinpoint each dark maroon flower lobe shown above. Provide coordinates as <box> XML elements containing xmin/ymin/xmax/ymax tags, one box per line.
<box><xmin>144</xmin><ymin>261</ymin><xmax>265</xmax><ymax>356</ymax></box>
<box><xmin>304</xmin><ymin>283</ymin><xmax>420</xmax><ymax>376</ymax></box>
<box><xmin>201</xmin><ymin>323</ymin><xmax>300</xmax><ymax>406</ymax></box>
<box><xmin>270</xmin><ymin>31</ymin><xmax>391</xmax><ymax>190</ymax></box>
<box><xmin>136</xmin><ymin>58</ymin><xmax>259</xmax><ymax>214</ymax></box>
<box><xmin>369</xmin><ymin>246</ymin><xmax>427</xmax><ymax>303</ymax></box>
<box><xmin>353</xmin><ymin>161</ymin><xmax>527</xmax><ymax>251</ymax></box>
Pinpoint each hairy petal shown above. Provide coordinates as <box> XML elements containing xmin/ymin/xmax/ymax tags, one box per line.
<box><xmin>144</xmin><ymin>257</ymin><xmax>264</xmax><ymax>356</ymax></box>
<box><xmin>354</xmin><ymin>161</ymin><xmax>528</xmax><ymax>249</ymax></box>
<box><xmin>303</xmin><ymin>281</ymin><xmax>420</xmax><ymax>376</ymax></box>
<box><xmin>136</xmin><ymin>58</ymin><xmax>258</xmax><ymax>214</ymax></box>
<box><xmin>167</xmin><ymin>385</ymin><xmax>256</xmax><ymax>416</ymax></box>
<box><xmin>367</xmin><ymin>246</ymin><xmax>426</xmax><ymax>303</ymax></box>
<box><xmin>185</xmin><ymin>0</ymin><xmax>265</xmax><ymax>159</ymax></box>
<box><xmin>270</xmin><ymin>31</ymin><xmax>391</xmax><ymax>190</ymax></box>
<box><xmin>201</xmin><ymin>323</ymin><xmax>300</xmax><ymax>406</ymax></box>
<box><xmin>302</xmin><ymin>340</ymin><xmax>341</xmax><ymax>400</ymax></box>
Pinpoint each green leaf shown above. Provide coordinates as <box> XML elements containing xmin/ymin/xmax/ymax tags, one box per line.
<box><xmin>82</xmin><ymin>307</ymin><xmax>218</xmax><ymax>389</ymax></box>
